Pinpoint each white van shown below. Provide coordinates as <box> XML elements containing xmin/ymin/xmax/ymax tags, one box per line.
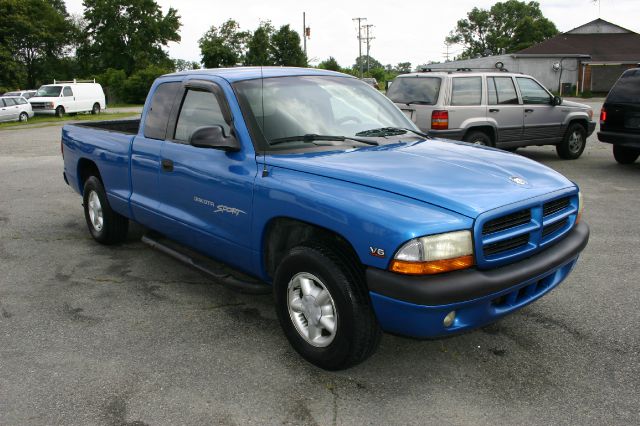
<box><xmin>29</xmin><ymin>80</ymin><xmax>106</xmax><ymax>117</ymax></box>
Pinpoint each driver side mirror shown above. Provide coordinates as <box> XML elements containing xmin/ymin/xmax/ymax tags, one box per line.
<box><xmin>552</xmin><ymin>95</ymin><xmax>563</xmax><ymax>106</ymax></box>
<box><xmin>189</xmin><ymin>125</ymin><xmax>240</xmax><ymax>151</ymax></box>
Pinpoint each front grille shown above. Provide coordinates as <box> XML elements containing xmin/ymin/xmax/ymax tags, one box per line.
<box><xmin>477</xmin><ymin>193</ymin><xmax>578</xmax><ymax>267</ymax></box>
<box><xmin>543</xmin><ymin>197</ymin><xmax>570</xmax><ymax>216</ymax></box>
<box><xmin>542</xmin><ymin>218</ymin><xmax>568</xmax><ymax>237</ymax></box>
<box><xmin>482</xmin><ymin>209</ymin><xmax>531</xmax><ymax>235</ymax></box>
<box><xmin>484</xmin><ymin>234</ymin><xmax>529</xmax><ymax>256</ymax></box>
<box><xmin>30</xmin><ymin>102</ymin><xmax>46</xmax><ymax>109</ymax></box>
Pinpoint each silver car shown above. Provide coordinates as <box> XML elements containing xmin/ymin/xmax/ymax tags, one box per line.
<box><xmin>387</xmin><ymin>70</ymin><xmax>597</xmax><ymax>159</ymax></box>
<box><xmin>0</xmin><ymin>96</ymin><xmax>35</xmax><ymax>123</ymax></box>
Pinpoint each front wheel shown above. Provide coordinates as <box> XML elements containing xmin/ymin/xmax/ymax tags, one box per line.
<box><xmin>83</xmin><ymin>176</ymin><xmax>129</xmax><ymax>244</ymax></box>
<box><xmin>55</xmin><ymin>106</ymin><xmax>65</xmax><ymax>117</ymax></box>
<box><xmin>557</xmin><ymin>123</ymin><xmax>586</xmax><ymax>159</ymax></box>
<box><xmin>274</xmin><ymin>244</ymin><xmax>381</xmax><ymax>370</ymax></box>
<box><xmin>613</xmin><ymin>145</ymin><xmax>639</xmax><ymax>164</ymax></box>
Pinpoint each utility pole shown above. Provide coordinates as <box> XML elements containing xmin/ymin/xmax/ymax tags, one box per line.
<box><xmin>303</xmin><ymin>12</ymin><xmax>307</xmax><ymax>56</ymax></box>
<box><xmin>443</xmin><ymin>42</ymin><xmax>451</xmax><ymax>62</ymax></box>
<box><xmin>352</xmin><ymin>17</ymin><xmax>366</xmax><ymax>78</ymax></box>
<box><xmin>363</xmin><ymin>24</ymin><xmax>375</xmax><ymax>72</ymax></box>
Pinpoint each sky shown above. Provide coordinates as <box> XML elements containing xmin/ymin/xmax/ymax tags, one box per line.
<box><xmin>64</xmin><ymin>0</ymin><xmax>640</xmax><ymax>68</ymax></box>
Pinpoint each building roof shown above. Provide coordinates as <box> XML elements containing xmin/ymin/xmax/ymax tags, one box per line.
<box><xmin>517</xmin><ymin>33</ymin><xmax>640</xmax><ymax>62</ymax></box>
<box><xmin>566</xmin><ymin>18</ymin><xmax>634</xmax><ymax>34</ymax></box>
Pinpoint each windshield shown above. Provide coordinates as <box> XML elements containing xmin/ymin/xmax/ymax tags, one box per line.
<box><xmin>386</xmin><ymin>76</ymin><xmax>441</xmax><ymax>105</ymax></box>
<box><xmin>36</xmin><ymin>85</ymin><xmax>62</xmax><ymax>97</ymax></box>
<box><xmin>607</xmin><ymin>69</ymin><xmax>640</xmax><ymax>103</ymax></box>
<box><xmin>234</xmin><ymin>76</ymin><xmax>417</xmax><ymax>150</ymax></box>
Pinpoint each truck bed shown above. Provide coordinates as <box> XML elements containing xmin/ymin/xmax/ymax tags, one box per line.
<box><xmin>74</xmin><ymin>119</ymin><xmax>140</xmax><ymax>135</ymax></box>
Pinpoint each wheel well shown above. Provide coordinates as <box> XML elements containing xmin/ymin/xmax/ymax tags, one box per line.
<box><xmin>263</xmin><ymin>218</ymin><xmax>361</xmax><ymax>279</ymax></box>
<box><xmin>568</xmin><ymin>119</ymin><xmax>588</xmax><ymax>132</ymax></box>
<box><xmin>464</xmin><ymin>126</ymin><xmax>496</xmax><ymax>144</ymax></box>
<box><xmin>77</xmin><ymin>159</ymin><xmax>102</xmax><ymax>194</ymax></box>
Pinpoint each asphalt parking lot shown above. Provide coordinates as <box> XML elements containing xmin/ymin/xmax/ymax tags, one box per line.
<box><xmin>1</xmin><ymin>101</ymin><xmax>638</xmax><ymax>425</ymax></box>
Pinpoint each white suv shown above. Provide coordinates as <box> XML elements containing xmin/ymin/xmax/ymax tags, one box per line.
<box><xmin>387</xmin><ymin>70</ymin><xmax>596</xmax><ymax>159</ymax></box>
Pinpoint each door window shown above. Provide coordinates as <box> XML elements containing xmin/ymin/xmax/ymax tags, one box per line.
<box><xmin>488</xmin><ymin>77</ymin><xmax>519</xmax><ymax>105</ymax></box>
<box><xmin>143</xmin><ymin>82</ymin><xmax>181</xmax><ymax>140</ymax></box>
<box><xmin>516</xmin><ymin>78</ymin><xmax>551</xmax><ymax>104</ymax></box>
<box><xmin>451</xmin><ymin>77</ymin><xmax>482</xmax><ymax>106</ymax></box>
<box><xmin>174</xmin><ymin>89</ymin><xmax>230</xmax><ymax>142</ymax></box>
<box><xmin>63</xmin><ymin>87</ymin><xmax>73</xmax><ymax>97</ymax></box>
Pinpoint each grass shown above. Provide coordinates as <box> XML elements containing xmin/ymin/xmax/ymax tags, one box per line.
<box><xmin>0</xmin><ymin>111</ymin><xmax>140</xmax><ymax>129</ymax></box>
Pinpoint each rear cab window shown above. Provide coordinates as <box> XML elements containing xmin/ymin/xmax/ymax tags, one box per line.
<box><xmin>386</xmin><ymin>77</ymin><xmax>441</xmax><ymax>105</ymax></box>
<box><xmin>450</xmin><ymin>77</ymin><xmax>482</xmax><ymax>106</ymax></box>
<box><xmin>607</xmin><ymin>69</ymin><xmax>640</xmax><ymax>103</ymax></box>
<box><xmin>143</xmin><ymin>81</ymin><xmax>182</xmax><ymax>140</ymax></box>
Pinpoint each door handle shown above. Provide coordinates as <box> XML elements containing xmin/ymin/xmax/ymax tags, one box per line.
<box><xmin>489</xmin><ymin>108</ymin><xmax>500</xmax><ymax>113</ymax></box>
<box><xmin>525</xmin><ymin>109</ymin><xmax>534</xmax><ymax>113</ymax></box>
<box><xmin>161</xmin><ymin>159</ymin><xmax>174</xmax><ymax>172</ymax></box>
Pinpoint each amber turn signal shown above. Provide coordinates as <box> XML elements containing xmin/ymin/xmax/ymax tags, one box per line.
<box><xmin>389</xmin><ymin>255</ymin><xmax>474</xmax><ymax>275</ymax></box>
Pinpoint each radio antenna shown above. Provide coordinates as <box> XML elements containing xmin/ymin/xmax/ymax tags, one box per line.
<box><xmin>260</xmin><ymin>65</ymin><xmax>268</xmax><ymax>177</ymax></box>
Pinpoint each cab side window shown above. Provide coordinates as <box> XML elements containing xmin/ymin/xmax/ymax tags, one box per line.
<box><xmin>488</xmin><ymin>77</ymin><xmax>519</xmax><ymax>105</ymax></box>
<box><xmin>451</xmin><ymin>77</ymin><xmax>482</xmax><ymax>106</ymax></box>
<box><xmin>174</xmin><ymin>89</ymin><xmax>230</xmax><ymax>142</ymax></box>
<box><xmin>516</xmin><ymin>78</ymin><xmax>551</xmax><ymax>104</ymax></box>
<box><xmin>143</xmin><ymin>81</ymin><xmax>181</xmax><ymax>140</ymax></box>
<box><xmin>63</xmin><ymin>87</ymin><xmax>73</xmax><ymax>97</ymax></box>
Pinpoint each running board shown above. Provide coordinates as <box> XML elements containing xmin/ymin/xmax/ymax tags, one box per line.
<box><xmin>141</xmin><ymin>233</ymin><xmax>271</xmax><ymax>295</ymax></box>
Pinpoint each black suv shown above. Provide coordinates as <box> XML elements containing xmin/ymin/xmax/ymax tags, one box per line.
<box><xmin>598</xmin><ymin>68</ymin><xmax>640</xmax><ymax>164</ymax></box>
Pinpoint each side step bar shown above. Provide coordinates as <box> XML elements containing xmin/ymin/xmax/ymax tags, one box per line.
<box><xmin>141</xmin><ymin>233</ymin><xmax>271</xmax><ymax>295</ymax></box>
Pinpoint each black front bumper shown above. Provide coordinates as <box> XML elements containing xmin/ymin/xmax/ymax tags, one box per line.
<box><xmin>598</xmin><ymin>130</ymin><xmax>640</xmax><ymax>149</ymax></box>
<box><xmin>367</xmin><ymin>222</ymin><xmax>589</xmax><ymax>306</ymax></box>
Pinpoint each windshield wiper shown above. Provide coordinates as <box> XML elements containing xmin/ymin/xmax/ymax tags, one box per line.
<box><xmin>355</xmin><ymin>127</ymin><xmax>430</xmax><ymax>139</ymax></box>
<box><xmin>269</xmin><ymin>134</ymin><xmax>378</xmax><ymax>146</ymax></box>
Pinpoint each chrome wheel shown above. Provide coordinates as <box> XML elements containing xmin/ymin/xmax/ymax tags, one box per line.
<box><xmin>87</xmin><ymin>190</ymin><xmax>103</xmax><ymax>232</ymax></box>
<box><xmin>287</xmin><ymin>272</ymin><xmax>338</xmax><ymax>347</ymax></box>
<box><xmin>568</xmin><ymin>130</ymin><xmax>583</xmax><ymax>153</ymax></box>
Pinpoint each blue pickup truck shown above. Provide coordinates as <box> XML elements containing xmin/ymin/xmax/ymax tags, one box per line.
<box><xmin>62</xmin><ymin>67</ymin><xmax>589</xmax><ymax>370</ymax></box>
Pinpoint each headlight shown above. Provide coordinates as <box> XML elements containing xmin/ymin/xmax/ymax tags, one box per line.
<box><xmin>390</xmin><ymin>230</ymin><xmax>474</xmax><ymax>275</ymax></box>
<box><xmin>46</xmin><ymin>102</ymin><xmax>55</xmax><ymax>109</ymax></box>
<box><xmin>576</xmin><ymin>191</ymin><xmax>584</xmax><ymax>224</ymax></box>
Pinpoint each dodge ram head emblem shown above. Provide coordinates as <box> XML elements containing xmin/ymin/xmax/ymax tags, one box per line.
<box><xmin>510</xmin><ymin>176</ymin><xmax>527</xmax><ymax>186</ymax></box>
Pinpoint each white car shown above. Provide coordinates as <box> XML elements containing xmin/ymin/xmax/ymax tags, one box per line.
<box><xmin>2</xmin><ymin>90</ymin><xmax>37</xmax><ymax>99</ymax></box>
<box><xmin>0</xmin><ymin>96</ymin><xmax>34</xmax><ymax>123</ymax></box>
<box><xmin>29</xmin><ymin>80</ymin><xmax>106</xmax><ymax>117</ymax></box>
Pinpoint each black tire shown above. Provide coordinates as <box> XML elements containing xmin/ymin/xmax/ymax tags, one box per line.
<box><xmin>55</xmin><ymin>106</ymin><xmax>65</xmax><ymax>117</ymax></box>
<box><xmin>464</xmin><ymin>130</ymin><xmax>492</xmax><ymax>146</ymax></box>
<box><xmin>613</xmin><ymin>145</ymin><xmax>639</xmax><ymax>164</ymax></box>
<box><xmin>91</xmin><ymin>103</ymin><xmax>100</xmax><ymax>115</ymax></box>
<box><xmin>19</xmin><ymin>112</ymin><xmax>28</xmax><ymax>122</ymax></box>
<box><xmin>556</xmin><ymin>122</ymin><xmax>586</xmax><ymax>160</ymax></box>
<box><xmin>274</xmin><ymin>243</ymin><xmax>382</xmax><ymax>370</ymax></box>
<box><xmin>82</xmin><ymin>176</ymin><xmax>128</xmax><ymax>244</ymax></box>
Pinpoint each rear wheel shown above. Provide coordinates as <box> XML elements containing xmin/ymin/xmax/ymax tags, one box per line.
<box><xmin>556</xmin><ymin>123</ymin><xmax>586</xmax><ymax>159</ymax></box>
<box><xmin>55</xmin><ymin>106</ymin><xmax>65</xmax><ymax>117</ymax></box>
<box><xmin>19</xmin><ymin>112</ymin><xmax>28</xmax><ymax>122</ymax></box>
<box><xmin>83</xmin><ymin>176</ymin><xmax>129</xmax><ymax>244</ymax></box>
<box><xmin>91</xmin><ymin>103</ymin><xmax>101</xmax><ymax>115</ymax></box>
<box><xmin>274</xmin><ymin>244</ymin><xmax>381</xmax><ymax>370</ymax></box>
<box><xmin>464</xmin><ymin>130</ymin><xmax>492</xmax><ymax>146</ymax></box>
<box><xmin>613</xmin><ymin>145</ymin><xmax>639</xmax><ymax>164</ymax></box>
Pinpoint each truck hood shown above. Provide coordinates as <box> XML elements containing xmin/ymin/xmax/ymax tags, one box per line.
<box><xmin>265</xmin><ymin>139</ymin><xmax>575</xmax><ymax>218</ymax></box>
<box><xmin>28</xmin><ymin>96</ymin><xmax>58</xmax><ymax>102</ymax></box>
<box><xmin>561</xmin><ymin>99</ymin><xmax>590</xmax><ymax>110</ymax></box>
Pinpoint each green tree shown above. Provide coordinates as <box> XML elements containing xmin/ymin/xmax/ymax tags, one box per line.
<box><xmin>79</xmin><ymin>0</ymin><xmax>181</xmax><ymax>75</ymax></box>
<box><xmin>394</xmin><ymin>62</ymin><xmax>412</xmax><ymax>74</ymax></box>
<box><xmin>245</xmin><ymin>21</ymin><xmax>275</xmax><ymax>66</ymax></box>
<box><xmin>446</xmin><ymin>0</ymin><xmax>558</xmax><ymax>59</ymax></box>
<box><xmin>122</xmin><ymin>64</ymin><xmax>172</xmax><ymax>103</ymax></box>
<box><xmin>0</xmin><ymin>0</ymin><xmax>77</xmax><ymax>88</ymax></box>
<box><xmin>271</xmin><ymin>25</ymin><xmax>307</xmax><ymax>67</ymax></box>
<box><xmin>353</xmin><ymin>55</ymin><xmax>382</xmax><ymax>72</ymax></box>
<box><xmin>173</xmin><ymin>59</ymin><xmax>200</xmax><ymax>72</ymax></box>
<box><xmin>199</xmin><ymin>19</ymin><xmax>250</xmax><ymax>68</ymax></box>
<box><xmin>318</xmin><ymin>57</ymin><xmax>341</xmax><ymax>71</ymax></box>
